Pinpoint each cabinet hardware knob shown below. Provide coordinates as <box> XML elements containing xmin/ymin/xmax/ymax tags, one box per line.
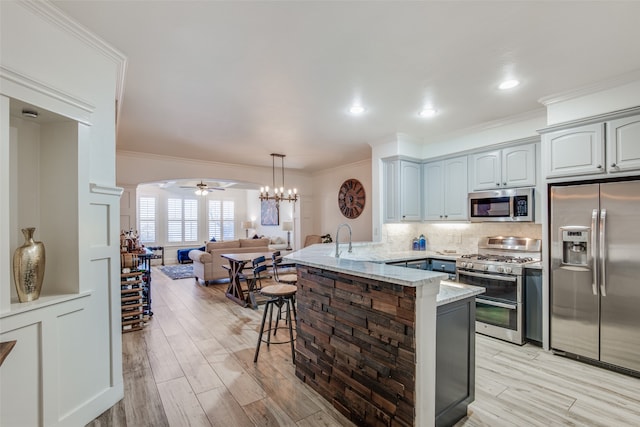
<box><xmin>611</xmin><ymin>163</ymin><xmax>617</xmax><ymax>168</ymax></box>
<box><xmin>496</xmin><ymin>183</ymin><xmax>500</xmax><ymax>186</ymax></box>
<box><xmin>503</xmin><ymin>182</ymin><xmax>507</xmax><ymax>186</ymax></box>
<box><xmin>597</xmin><ymin>164</ymin><xmax>602</xmax><ymax>169</ymax></box>
<box><xmin>444</xmin><ymin>215</ymin><xmax>448</xmax><ymax>218</ymax></box>
<box><xmin>440</xmin><ymin>215</ymin><xmax>443</xmax><ymax>218</ymax></box>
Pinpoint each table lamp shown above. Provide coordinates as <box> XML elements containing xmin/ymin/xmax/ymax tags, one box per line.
<box><xmin>241</xmin><ymin>221</ymin><xmax>253</xmax><ymax>238</ymax></box>
<box><xmin>282</xmin><ymin>221</ymin><xmax>293</xmax><ymax>250</ymax></box>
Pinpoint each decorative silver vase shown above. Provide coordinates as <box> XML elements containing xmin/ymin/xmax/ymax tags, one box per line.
<box><xmin>13</xmin><ymin>227</ymin><xmax>46</xmax><ymax>302</ymax></box>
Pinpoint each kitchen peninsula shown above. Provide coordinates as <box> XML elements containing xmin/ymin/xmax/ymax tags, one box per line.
<box><xmin>286</xmin><ymin>243</ymin><xmax>484</xmax><ymax>426</ymax></box>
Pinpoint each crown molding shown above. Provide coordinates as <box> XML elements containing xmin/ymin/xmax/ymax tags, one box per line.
<box><xmin>1</xmin><ymin>65</ymin><xmax>95</xmax><ymax>125</ymax></box>
<box><xmin>537</xmin><ymin>105</ymin><xmax>640</xmax><ymax>134</ymax></box>
<box><xmin>538</xmin><ymin>69</ymin><xmax>640</xmax><ymax>106</ymax></box>
<box><xmin>90</xmin><ymin>183</ymin><xmax>124</xmax><ymax>197</ymax></box>
<box><xmin>17</xmin><ymin>0</ymin><xmax>128</xmax><ymax>125</ymax></box>
<box><xmin>426</xmin><ymin>107</ymin><xmax>546</xmax><ymax>144</ymax></box>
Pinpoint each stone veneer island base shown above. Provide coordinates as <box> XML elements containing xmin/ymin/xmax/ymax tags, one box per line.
<box><xmin>295</xmin><ymin>266</ymin><xmax>419</xmax><ymax>426</ymax></box>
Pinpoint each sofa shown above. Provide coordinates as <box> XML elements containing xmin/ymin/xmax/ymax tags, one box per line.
<box><xmin>188</xmin><ymin>238</ymin><xmax>270</xmax><ymax>285</ymax></box>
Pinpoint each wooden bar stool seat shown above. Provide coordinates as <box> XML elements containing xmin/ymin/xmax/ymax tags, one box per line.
<box><xmin>253</xmin><ymin>284</ymin><xmax>297</xmax><ymax>363</ymax></box>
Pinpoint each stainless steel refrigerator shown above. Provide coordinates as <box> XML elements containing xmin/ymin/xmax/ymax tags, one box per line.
<box><xmin>550</xmin><ymin>180</ymin><xmax>640</xmax><ymax>373</ymax></box>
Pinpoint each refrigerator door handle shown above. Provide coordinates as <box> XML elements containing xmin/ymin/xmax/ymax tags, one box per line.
<box><xmin>591</xmin><ymin>209</ymin><xmax>598</xmax><ymax>296</ymax></box>
<box><xmin>600</xmin><ymin>209</ymin><xmax>607</xmax><ymax>297</ymax></box>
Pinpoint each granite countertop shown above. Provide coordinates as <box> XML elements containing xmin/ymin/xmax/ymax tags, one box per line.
<box><xmin>286</xmin><ymin>243</ymin><xmax>484</xmax><ymax>305</ymax></box>
<box><xmin>287</xmin><ymin>246</ymin><xmax>447</xmax><ymax>288</ymax></box>
<box><xmin>437</xmin><ymin>280</ymin><xmax>485</xmax><ymax>306</ymax></box>
<box><xmin>525</xmin><ymin>261</ymin><xmax>543</xmax><ymax>270</ymax></box>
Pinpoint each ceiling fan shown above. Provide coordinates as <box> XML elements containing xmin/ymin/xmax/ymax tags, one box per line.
<box><xmin>179</xmin><ymin>180</ymin><xmax>225</xmax><ymax>195</ymax></box>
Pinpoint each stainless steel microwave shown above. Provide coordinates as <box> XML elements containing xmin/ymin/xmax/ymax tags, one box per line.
<box><xmin>469</xmin><ymin>188</ymin><xmax>534</xmax><ymax>222</ymax></box>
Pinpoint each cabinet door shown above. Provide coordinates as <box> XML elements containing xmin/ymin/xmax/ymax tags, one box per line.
<box><xmin>502</xmin><ymin>144</ymin><xmax>536</xmax><ymax>188</ymax></box>
<box><xmin>443</xmin><ymin>156</ymin><xmax>468</xmax><ymax>220</ymax></box>
<box><xmin>607</xmin><ymin>115</ymin><xmax>640</xmax><ymax>173</ymax></box>
<box><xmin>543</xmin><ymin>123</ymin><xmax>605</xmax><ymax>178</ymax></box>
<box><xmin>400</xmin><ymin>161</ymin><xmax>422</xmax><ymax>221</ymax></box>
<box><xmin>470</xmin><ymin>150</ymin><xmax>501</xmax><ymax>190</ymax></box>
<box><xmin>382</xmin><ymin>159</ymin><xmax>400</xmax><ymax>223</ymax></box>
<box><xmin>423</xmin><ymin>161</ymin><xmax>444</xmax><ymax>220</ymax></box>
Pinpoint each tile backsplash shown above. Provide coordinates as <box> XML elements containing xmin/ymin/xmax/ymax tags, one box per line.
<box><xmin>382</xmin><ymin>222</ymin><xmax>542</xmax><ymax>254</ymax></box>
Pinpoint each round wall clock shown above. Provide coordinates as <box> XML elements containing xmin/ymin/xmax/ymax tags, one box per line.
<box><xmin>338</xmin><ymin>178</ymin><xmax>366</xmax><ymax>219</ymax></box>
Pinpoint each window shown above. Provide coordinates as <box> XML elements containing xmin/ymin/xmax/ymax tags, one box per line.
<box><xmin>209</xmin><ymin>200</ymin><xmax>235</xmax><ymax>241</ymax></box>
<box><xmin>167</xmin><ymin>198</ymin><xmax>199</xmax><ymax>243</ymax></box>
<box><xmin>138</xmin><ymin>196</ymin><xmax>156</xmax><ymax>243</ymax></box>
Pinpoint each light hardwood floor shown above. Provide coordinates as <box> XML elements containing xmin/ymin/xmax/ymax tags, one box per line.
<box><xmin>88</xmin><ymin>267</ymin><xmax>640</xmax><ymax>426</ymax></box>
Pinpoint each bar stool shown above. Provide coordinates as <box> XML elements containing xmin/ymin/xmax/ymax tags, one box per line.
<box><xmin>271</xmin><ymin>251</ymin><xmax>298</xmax><ymax>285</ymax></box>
<box><xmin>253</xmin><ymin>283</ymin><xmax>297</xmax><ymax>363</ymax></box>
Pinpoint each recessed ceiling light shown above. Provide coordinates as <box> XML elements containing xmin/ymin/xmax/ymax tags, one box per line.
<box><xmin>418</xmin><ymin>108</ymin><xmax>438</xmax><ymax>118</ymax></box>
<box><xmin>349</xmin><ymin>105</ymin><xmax>365</xmax><ymax>115</ymax></box>
<box><xmin>499</xmin><ymin>79</ymin><xmax>520</xmax><ymax>90</ymax></box>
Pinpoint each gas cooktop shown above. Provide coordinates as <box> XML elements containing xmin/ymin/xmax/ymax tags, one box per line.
<box><xmin>456</xmin><ymin>236</ymin><xmax>542</xmax><ymax>275</ymax></box>
<box><xmin>460</xmin><ymin>254</ymin><xmax>537</xmax><ymax>264</ymax></box>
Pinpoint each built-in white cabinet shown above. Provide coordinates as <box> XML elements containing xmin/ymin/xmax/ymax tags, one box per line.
<box><xmin>543</xmin><ymin>114</ymin><xmax>640</xmax><ymax>178</ymax></box>
<box><xmin>423</xmin><ymin>156</ymin><xmax>468</xmax><ymax>221</ymax></box>
<box><xmin>469</xmin><ymin>144</ymin><xmax>536</xmax><ymax>190</ymax></box>
<box><xmin>383</xmin><ymin>159</ymin><xmax>422</xmax><ymax>222</ymax></box>
<box><xmin>1</xmin><ymin>2</ymin><xmax>126</xmax><ymax>426</ymax></box>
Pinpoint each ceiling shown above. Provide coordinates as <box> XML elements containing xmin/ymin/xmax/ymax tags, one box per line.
<box><xmin>52</xmin><ymin>1</ymin><xmax>640</xmax><ymax>172</ymax></box>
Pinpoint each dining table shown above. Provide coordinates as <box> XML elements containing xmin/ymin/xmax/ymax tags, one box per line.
<box><xmin>220</xmin><ymin>251</ymin><xmax>274</xmax><ymax>308</ymax></box>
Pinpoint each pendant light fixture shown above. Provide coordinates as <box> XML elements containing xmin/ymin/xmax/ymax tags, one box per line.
<box><xmin>259</xmin><ymin>153</ymin><xmax>298</xmax><ymax>205</ymax></box>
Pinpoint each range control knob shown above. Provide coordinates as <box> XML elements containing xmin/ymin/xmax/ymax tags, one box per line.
<box><xmin>467</xmin><ymin>263</ymin><xmax>474</xmax><ymax>269</ymax></box>
<box><xmin>496</xmin><ymin>266</ymin><xmax>504</xmax><ymax>273</ymax></box>
<box><xmin>482</xmin><ymin>265</ymin><xmax>489</xmax><ymax>271</ymax></box>
<box><xmin>504</xmin><ymin>267</ymin><xmax>512</xmax><ymax>274</ymax></box>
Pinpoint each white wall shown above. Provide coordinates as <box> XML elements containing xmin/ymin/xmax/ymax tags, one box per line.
<box><xmin>422</xmin><ymin>110</ymin><xmax>546</xmax><ymax>158</ymax></box>
<box><xmin>117</xmin><ymin>151</ymin><xmax>311</xmax><ymax>251</ymax></box>
<box><xmin>117</xmin><ymin>152</ymin><xmax>375</xmax><ymax>251</ymax></box>
<box><xmin>135</xmin><ymin>185</ymin><xmax>297</xmax><ymax>262</ymax></box>
<box><xmin>311</xmin><ymin>159</ymin><xmax>372</xmax><ymax>243</ymax></box>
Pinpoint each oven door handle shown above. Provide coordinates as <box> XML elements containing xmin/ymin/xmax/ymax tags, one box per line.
<box><xmin>476</xmin><ymin>298</ymin><xmax>517</xmax><ymax>310</ymax></box>
<box><xmin>458</xmin><ymin>270</ymin><xmax>518</xmax><ymax>282</ymax></box>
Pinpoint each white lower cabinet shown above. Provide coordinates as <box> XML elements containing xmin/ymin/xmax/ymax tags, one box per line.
<box><xmin>423</xmin><ymin>156</ymin><xmax>468</xmax><ymax>221</ymax></box>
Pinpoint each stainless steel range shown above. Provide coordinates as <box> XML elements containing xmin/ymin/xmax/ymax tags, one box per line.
<box><xmin>456</xmin><ymin>236</ymin><xmax>541</xmax><ymax>345</ymax></box>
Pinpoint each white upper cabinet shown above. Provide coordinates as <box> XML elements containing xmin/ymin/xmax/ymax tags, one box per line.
<box><xmin>543</xmin><ymin>113</ymin><xmax>640</xmax><ymax>179</ymax></box>
<box><xmin>383</xmin><ymin>159</ymin><xmax>422</xmax><ymax>222</ymax></box>
<box><xmin>470</xmin><ymin>144</ymin><xmax>536</xmax><ymax>190</ymax></box>
<box><xmin>543</xmin><ymin>123</ymin><xmax>605</xmax><ymax>178</ymax></box>
<box><xmin>607</xmin><ymin>115</ymin><xmax>640</xmax><ymax>173</ymax></box>
<box><xmin>400</xmin><ymin>160</ymin><xmax>422</xmax><ymax>221</ymax></box>
<box><xmin>424</xmin><ymin>156</ymin><xmax>468</xmax><ymax>221</ymax></box>
<box><xmin>383</xmin><ymin>159</ymin><xmax>400</xmax><ymax>223</ymax></box>
<box><xmin>470</xmin><ymin>150</ymin><xmax>501</xmax><ymax>190</ymax></box>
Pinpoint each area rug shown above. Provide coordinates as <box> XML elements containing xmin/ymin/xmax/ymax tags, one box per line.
<box><xmin>159</xmin><ymin>264</ymin><xmax>194</xmax><ymax>280</ymax></box>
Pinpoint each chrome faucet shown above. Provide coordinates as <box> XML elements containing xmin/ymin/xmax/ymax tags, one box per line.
<box><xmin>335</xmin><ymin>223</ymin><xmax>353</xmax><ymax>257</ymax></box>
